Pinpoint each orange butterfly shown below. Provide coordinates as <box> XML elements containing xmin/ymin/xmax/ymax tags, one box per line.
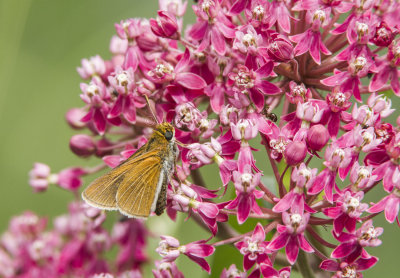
<box><xmin>82</xmin><ymin>98</ymin><xmax>178</xmax><ymax>219</ymax></box>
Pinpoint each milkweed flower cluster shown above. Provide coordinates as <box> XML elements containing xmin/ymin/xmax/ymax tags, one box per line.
<box><xmin>3</xmin><ymin>0</ymin><xmax>399</xmax><ymax>277</ymax></box>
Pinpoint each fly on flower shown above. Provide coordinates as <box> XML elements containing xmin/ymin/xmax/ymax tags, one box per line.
<box><xmin>82</xmin><ymin>96</ymin><xmax>179</xmax><ymax>219</ymax></box>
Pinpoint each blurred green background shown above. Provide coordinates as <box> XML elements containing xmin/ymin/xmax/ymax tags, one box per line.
<box><xmin>0</xmin><ymin>0</ymin><xmax>398</xmax><ymax>277</ymax></box>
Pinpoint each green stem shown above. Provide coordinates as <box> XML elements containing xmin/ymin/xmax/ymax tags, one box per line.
<box><xmin>297</xmin><ymin>251</ymin><xmax>316</xmax><ymax>278</ymax></box>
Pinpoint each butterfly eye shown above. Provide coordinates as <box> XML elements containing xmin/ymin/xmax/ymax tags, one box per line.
<box><xmin>164</xmin><ymin>130</ymin><xmax>173</xmax><ymax>141</ymax></box>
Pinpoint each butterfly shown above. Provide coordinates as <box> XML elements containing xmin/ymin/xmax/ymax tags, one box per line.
<box><xmin>82</xmin><ymin>98</ymin><xmax>179</xmax><ymax>219</ymax></box>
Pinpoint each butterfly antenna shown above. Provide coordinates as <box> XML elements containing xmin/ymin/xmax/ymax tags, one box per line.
<box><xmin>144</xmin><ymin>95</ymin><xmax>160</xmax><ymax>124</ymax></box>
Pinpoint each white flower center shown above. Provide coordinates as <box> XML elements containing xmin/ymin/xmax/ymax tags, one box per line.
<box><xmin>333</xmin><ymin>149</ymin><xmax>345</xmax><ymax>159</ymax></box>
<box><xmin>117</xmin><ymin>73</ymin><xmax>129</xmax><ymax>85</ymax></box>
<box><xmin>242</xmin><ymin>33</ymin><xmax>256</xmax><ymax>47</ymax></box>
<box><xmin>235</xmin><ymin>71</ymin><xmax>253</xmax><ymax>88</ymax></box>
<box><xmin>356</xmin><ymin>22</ymin><xmax>369</xmax><ymax>37</ymax></box>
<box><xmin>122</xmin><ymin>21</ymin><xmax>130</xmax><ymax>29</ymax></box>
<box><xmin>352</xmin><ymin>56</ymin><xmax>367</xmax><ymax>73</ymax></box>
<box><xmin>199</xmin><ymin>119</ymin><xmax>209</xmax><ymax>129</ymax></box>
<box><xmin>159</xmin><ymin>262</ymin><xmax>172</xmax><ymax>270</ymax></box>
<box><xmin>377</xmin><ymin>27</ymin><xmax>390</xmax><ymax>39</ymax></box>
<box><xmin>290</xmin><ymin>213</ymin><xmax>302</xmax><ymax>225</ymax></box>
<box><xmin>357</xmin><ymin>167</ymin><xmax>370</xmax><ymax>179</ymax></box>
<box><xmin>342</xmin><ymin>266</ymin><xmax>357</xmax><ymax>278</ymax></box>
<box><xmin>348</xmin><ymin>197</ymin><xmax>360</xmax><ymax>209</ymax></box>
<box><xmin>366</xmin><ymin>227</ymin><xmax>377</xmax><ymax>238</ymax></box>
<box><xmin>292</xmin><ymin>85</ymin><xmax>306</xmax><ymax>96</ymax></box>
<box><xmin>247</xmin><ymin>241</ymin><xmax>259</xmax><ymax>252</ymax></box>
<box><xmin>313</xmin><ymin>9</ymin><xmax>326</xmax><ymax>23</ymax></box>
<box><xmin>253</xmin><ymin>5</ymin><xmax>265</xmax><ymax>17</ymax></box>
<box><xmin>202</xmin><ymin>0</ymin><xmax>214</xmax><ymax>12</ymax></box>
<box><xmin>362</xmin><ymin>131</ymin><xmax>373</xmax><ymax>144</ymax></box>
<box><xmin>334</xmin><ymin>92</ymin><xmax>346</xmax><ymax>104</ymax></box>
<box><xmin>86</xmin><ymin>84</ymin><xmax>99</xmax><ymax>96</ymax></box>
<box><xmin>270</xmin><ymin>139</ymin><xmax>287</xmax><ymax>153</ymax></box>
<box><xmin>155</xmin><ymin>63</ymin><xmax>173</xmax><ymax>75</ymax></box>
<box><xmin>241</xmin><ymin>173</ymin><xmax>253</xmax><ymax>184</ymax></box>
<box><xmin>299</xmin><ymin>168</ymin><xmax>311</xmax><ymax>179</ymax></box>
<box><xmin>238</xmin><ymin>120</ymin><xmax>249</xmax><ymax>131</ymax></box>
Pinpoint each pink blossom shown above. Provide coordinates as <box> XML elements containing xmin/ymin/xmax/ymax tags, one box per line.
<box><xmin>153</xmin><ymin>260</ymin><xmax>184</xmax><ymax>278</ymax></box>
<box><xmin>150</xmin><ymin>11</ymin><xmax>180</xmax><ymax>39</ymax></box>
<box><xmin>29</xmin><ymin>163</ymin><xmax>53</xmax><ymax>192</ymax></box>
<box><xmin>323</xmin><ymin>191</ymin><xmax>368</xmax><ymax>235</ymax></box>
<box><xmin>77</xmin><ymin>55</ymin><xmax>106</xmax><ymax>80</ymax></box>
<box><xmin>226</xmin><ymin>166</ymin><xmax>264</xmax><ymax>224</ymax></box>
<box><xmin>158</xmin><ymin>0</ymin><xmax>187</xmax><ymax>17</ymax></box>
<box><xmin>273</xmin><ymin>163</ymin><xmax>317</xmax><ymax>213</ymax></box>
<box><xmin>234</xmin><ymin>223</ymin><xmax>271</xmax><ymax>271</ymax></box>
<box><xmin>268</xmin><ymin>212</ymin><xmax>314</xmax><ymax>265</ymax></box>
<box><xmin>331</xmin><ymin>220</ymin><xmax>383</xmax><ymax>263</ymax></box>
<box><xmin>320</xmin><ymin>256</ymin><xmax>378</xmax><ymax>277</ymax></box>
<box><xmin>156</xmin><ymin>236</ymin><xmax>215</xmax><ymax>273</ymax></box>
<box><xmin>227</xmin><ymin>64</ymin><xmax>281</xmax><ymax>111</ymax></box>
<box><xmin>368</xmin><ymin>188</ymin><xmax>400</xmax><ymax>223</ymax></box>
<box><xmin>220</xmin><ymin>264</ymin><xmax>246</xmax><ymax>278</ymax></box>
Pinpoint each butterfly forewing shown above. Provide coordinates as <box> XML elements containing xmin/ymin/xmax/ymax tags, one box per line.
<box><xmin>116</xmin><ymin>155</ymin><xmax>163</xmax><ymax>218</ymax></box>
<box><xmin>82</xmin><ymin>143</ymin><xmax>156</xmax><ymax>210</ymax></box>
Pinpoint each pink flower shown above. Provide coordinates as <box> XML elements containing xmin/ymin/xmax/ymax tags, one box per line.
<box><xmin>287</xmin><ymin>82</ymin><xmax>311</xmax><ymax>104</ymax></box>
<box><xmin>261</xmin><ymin>31</ymin><xmax>294</xmax><ymax>63</ymax></box>
<box><xmin>273</xmin><ymin>163</ymin><xmax>317</xmax><ymax>213</ymax></box>
<box><xmin>289</xmin><ymin>9</ymin><xmax>331</xmax><ymax>64</ymax></box>
<box><xmin>189</xmin><ymin>0</ymin><xmax>235</xmax><ymax>55</ymax></box>
<box><xmin>234</xmin><ymin>223</ymin><xmax>271</xmax><ymax>271</ymax></box>
<box><xmin>77</xmin><ymin>55</ymin><xmax>106</xmax><ymax>80</ymax></box>
<box><xmin>369</xmin><ymin>39</ymin><xmax>400</xmax><ymax>95</ymax></box>
<box><xmin>57</xmin><ymin>167</ymin><xmax>86</xmax><ymax>191</ymax></box>
<box><xmin>309</xmin><ymin>145</ymin><xmax>352</xmax><ymax>202</ymax></box>
<box><xmin>331</xmin><ymin>220</ymin><xmax>383</xmax><ymax>263</ymax></box>
<box><xmin>368</xmin><ymin>188</ymin><xmax>400</xmax><ymax>223</ymax></box>
<box><xmin>283</xmin><ymin>141</ymin><xmax>307</xmax><ymax>166</ymax></box>
<box><xmin>150</xmin><ymin>11</ymin><xmax>180</xmax><ymax>39</ymax></box>
<box><xmin>153</xmin><ymin>260</ymin><xmax>184</xmax><ymax>278</ymax></box>
<box><xmin>227</xmin><ymin>64</ymin><xmax>281</xmax><ymax>111</ymax></box>
<box><xmin>158</xmin><ymin>0</ymin><xmax>187</xmax><ymax>17</ymax></box>
<box><xmin>306</xmin><ymin>124</ymin><xmax>330</xmax><ymax>151</ymax></box>
<box><xmin>156</xmin><ymin>236</ymin><xmax>215</xmax><ymax>273</ymax></box>
<box><xmin>171</xmin><ymin>183</ymin><xmax>220</xmax><ymax>235</ymax></box>
<box><xmin>320</xmin><ymin>256</ymin><xmax>378</xmax><ymax>277</ymax></box>
<box><xmin>260</xmin><ymin>264</ymin><xmax>291</xmax><ymax>278</ymax></box>
<box><xmin>323</xmin><ymin>191</ymin><xmax>368</xmax><ymax>235</ymax></box>
<box><xmin>69</xmin><ymin>134</ymin><xmax>96</xmax><ymax>157</ymax></box>
<box><xmin>268</xmin><ymin>212</ymin><xmax>314</xmax><ymax>264</ymax></box>
<box><xmin>220</xmin><ymin>264</ymin><xmax>246</xmax><ymax>278</ymax></box>
<box><xmin>148</xmin><ymin>49</ymin><xmax>207</xmax><ymax>90</ymax></box>
<box><xmin>226</xmin><ymin>166</ymin><xmax>264</xmax><ymax>224</ymax></box>
<box><xmin>29</xmin><ymin>163</ymin><xmax>53</xmax><ymax>192</ymax></box>
<box><xmin>112</xmin><ymin>219</ymin><xmax>147</xmax><ymax>272</ymax></box>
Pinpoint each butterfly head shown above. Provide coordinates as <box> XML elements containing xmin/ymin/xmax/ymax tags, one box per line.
<box><xmin>154</xmin><ymin>122</ymin><xmax>175</xmax><ymax>141</ymax></box>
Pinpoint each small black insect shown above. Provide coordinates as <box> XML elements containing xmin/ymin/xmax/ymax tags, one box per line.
<box><xmin>261</xmin><ymin>105</ymin><xmax>278</xmax><ymax>122</ymax></box>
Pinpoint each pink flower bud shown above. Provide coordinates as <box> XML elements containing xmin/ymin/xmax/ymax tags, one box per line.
<box><xmin>265</xmin><ymin>34</ymin><xmax>294</xmax><ymax>62</ymax></box>
<box><xmin>65</xmin><ymin>108</ymin><xmax>87</xmax><ymax>129</ymax></box>
<box><xmin>57</xmin><ymin>168</ymin><xmax>85</xmax><ymax>191</ymax></box>
<box><xmin>150</xmin><ymin>11</ymin><xmax>180</xmax><ymax>39</ymax></box>
<box><xmin>284</xmin><ymin>141</ymin><xmax>307</xmax><ymax>166</ymax></box>
<box><xmin>29</xmin><ymin>163</ymin><xmax>52</xmax><ymax>192</ymax></box>
<box><xmin>306</xmin><ymin>124</ymin><xmax>329</xmax><ymax>151</ymax></box>
<box><xmin>69</xmin><ymin>134</ymin><xmax>96</xmax><ymax>157</ymax></box>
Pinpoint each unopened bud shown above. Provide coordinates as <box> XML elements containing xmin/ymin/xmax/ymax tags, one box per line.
<box><xmin>70</xmin><ymin>134</ymin><xmax>96</xmax><ymax>157</ymax></box>
<box><xmin>284</xmin><ymin>141</ymin><xmax>307</xmax><ymax>166</ymax></box>
<box><xmin>306</xmin><ymin>124</ymin><xmax>330</xmax><ymax>151</ymax></box>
